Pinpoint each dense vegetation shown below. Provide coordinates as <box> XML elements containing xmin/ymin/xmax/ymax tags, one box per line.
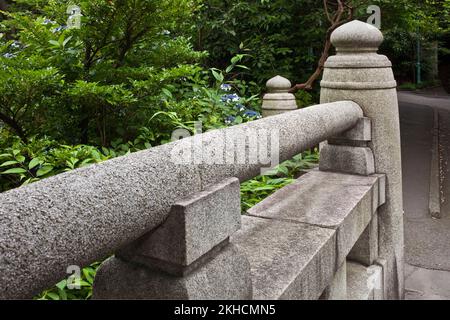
<box><xmin>0</xmin><ymin>0</ymin><xmax>448</xmax><ymax>299</ymax></box>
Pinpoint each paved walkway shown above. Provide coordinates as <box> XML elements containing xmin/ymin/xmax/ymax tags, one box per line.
<box><xmin>399</xmin><ymin>90</ymin><xmax>450</xmax><ymax>300</ymax></box>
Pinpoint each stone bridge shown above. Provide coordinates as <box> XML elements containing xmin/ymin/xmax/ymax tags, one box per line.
<box><xmin>0</xmin><ymin>20</ymin><xmax>405</xmax><ymax>300</ymax></box>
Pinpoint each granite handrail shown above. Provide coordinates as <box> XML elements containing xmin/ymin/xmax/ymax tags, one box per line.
<box><xmin>0</xmin><ymin>100</ymin><xmax>362</xmax><ymax>299</ymax></box>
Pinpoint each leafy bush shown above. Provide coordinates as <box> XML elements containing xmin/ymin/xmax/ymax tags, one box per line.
<box><xmin>195</xmin><ymin>0</ymin><xmax>326</xmax><ymax>86</ymax></box>
<box><xmin>0</xmin><ymin>0</ymin><xmax>206</xmax><ymax>145</ymax></box>
<box><xmin>241</xmin><ymin>149</ymin><xmax>319</xmax><ymax>212</ymax></box>
<box><xmin>0</xmin><ymin>134</ymin><xmax>111</xmax><ymax>191</ymax></box>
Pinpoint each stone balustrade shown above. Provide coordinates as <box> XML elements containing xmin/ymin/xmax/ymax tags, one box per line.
<box><xmin>0</xmin><ymin>20</ymin><xmax>403</xmax><ymax>300</ymax></box>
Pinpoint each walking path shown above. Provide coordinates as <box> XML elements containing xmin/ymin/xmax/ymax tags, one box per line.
<box><xmin>398</xmin><ymin>90</ymin><xmax>450</xmax><ymax>299</ymax></box>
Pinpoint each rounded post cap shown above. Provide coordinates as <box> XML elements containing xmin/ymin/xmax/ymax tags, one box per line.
<box><xmin>331</xmin><ymin>20</ymin><xmax>383</xmax><ymax>52</ymax></box>
<box><xmin>266</xmin><ymin>75</ymin><xmax>292</xmax><ymax>93</ymax></box>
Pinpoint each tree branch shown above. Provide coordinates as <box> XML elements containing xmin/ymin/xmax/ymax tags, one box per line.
<box><xmin>290</xmin><ymin>0</ymin><xmax>353</xmax><ymax>93</ymax></box>
<box><xmin>0</xmin><ymin>111</ymin><xmax>27</xmax><ymax>142</ymax></box>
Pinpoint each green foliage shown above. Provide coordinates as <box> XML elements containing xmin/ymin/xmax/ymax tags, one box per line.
<box><xmin>195</xmin><ymin>0</ymin><xmax>449</xmax><ymax>88</ymax></box>
<box><xmin>35</xmin><ymin>262</ymin><xmax>101</xmax><ymax>300</ymax></box>
<box><xmin>241</xmin><ymin>149</ymin><xmax>319</xmax><ymax>212</ymax></box>
<box><xmin>398</xmin><ymin>80</ymin><xmax>442</xmax><ymax>91</ymax></box>
<box><xmin>0</xmin><ymin>134</ymin><xmax>111</xmax><ymax>191</ymax></box>
<box><xmin>398</xmin><ymin>82</ymin><xmax>418</xmax><ymax>91</ymax></box>
<box><xmin>147</xmin><ymin>57</ymin><xmax>262</xmax><ymax>144</ymax></box>
<box><xmin>195</xmin><ymin>0</ymin><xmax>326</xmax><ymax>85</ymax></box>
<box><xmin>0</xmin><ymin>0</ymin><xmax>206</xmax><ymax>145</ymax></box>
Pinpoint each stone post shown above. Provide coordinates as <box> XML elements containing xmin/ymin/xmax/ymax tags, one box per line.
<box><xmin>320</xmin><ymin>20</ymin><xmax>404</xmax><ymax>299</ymax></box>
<box><xmin>261</xmin><ymin>75</ymin><xmax>298</xmax><ymax>117</ymax></box>
<box><xmin>92</xmin><ymin>178</ymin><xmax>252</xmax><ymax>299</ymax></box>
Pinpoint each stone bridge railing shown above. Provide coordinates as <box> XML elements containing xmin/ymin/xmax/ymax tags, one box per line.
<box><xmin>0</xmin><ymin>20</ymin><xmax>404</xmax><ymax>300</ymax></box>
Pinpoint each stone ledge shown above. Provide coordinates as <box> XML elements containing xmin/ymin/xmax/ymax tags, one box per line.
<box><xmin>247</xmin><ymin>170</ymin><xmax>382</xmax><ymax>266</ymax></box>
<box><xmin>231</xmin><ymin>216</ymin><xmax>336</xmax><ymax>300</ymax></box>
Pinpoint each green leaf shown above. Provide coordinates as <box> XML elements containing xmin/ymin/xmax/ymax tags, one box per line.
<box><xmin>101</xmin><ymin>147</ymin><xmax>110</xmax><ymax>155</ymax></box>
<box><xmin>253</xmin><ymin>186</ymin><xmax>275</xmax><ymax>191</ymax></box>
<box><xmin>162</xmin><ymin>88</ymin><xmax>172</xmax><ymax>99</ymax></box>
<box><xmin>1</xmin><ymin>168</ymin><xmax>27</xmax><ymax>174</ymax></box>
<box><xmin>236</xmin><ymin>65</ymin><xmax>250</xmax><ymax>70</ymax></box>
<box><xmin>231</xmin><ymin>55</ymin><xmax>242</xmax><ymax>64</ymax></box>
<box><xmin>277</xmin><ymin>166</ymin><xmax>289</xmax><ymax>176</ymax></box>
<box><xmin>48</xmin><ymin>40</ymin><xmax>60</xmax><ymax>47</ymax></box>
<box><xmin>83</xmin><ymin>269</ymin><xmax>93</xmax><ymax>283</ymax></box>
<box><xmin>46</xmin><ymin>292</ymin><xmax>60</xmax><ymax>300</ymax></box>
<box><xmin>28</xmin><ymin>158</ymin><xmax>41</xmax><ymax>169</ymax></box>
<box><xmin>15</xmin><ymin>155</ymin><xmax>25</xmax><ymax>163</ymax></box>
<box><xmin>211</xmin><ymin>69</ymin><xmax>224</xmax><ymax>82</ymax></box>
<box><xmin>36</xmin><ymin>165</ymin><xmax>53</xmax><ymax>177</ymax></box>
<box><xmin>55</xmin><ymin>280</ymin><xmax>67</xmax><ymax>290</ymax></box>
<box><xmin>1</xmin><ymin>160</ymin><xmax>19</xmax><ymax>167</ymax></box>
<box><xmin>58</xmin><ymin>288</ymin><xmax>67</xmax><ymax>300</ymax></box>
<box><xmin>62</xmin><ymin>36</ymin><xmax>73</xmax><ymax>47</ymax></box>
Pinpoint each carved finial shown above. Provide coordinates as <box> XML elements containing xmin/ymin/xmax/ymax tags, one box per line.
<box><xmin>331</xmin><ymin>20</ymin><xmax>383</xmax><ymax>52</ymax></box>
<box><xmin>266</xmin><ymin>75</ymin><xmax>292</xmax><ymax>93</ymax></box>
<box><xmin>262</xmin><ymin>76</ymin><xmax>297</xmax><ymax>117</ymax></box>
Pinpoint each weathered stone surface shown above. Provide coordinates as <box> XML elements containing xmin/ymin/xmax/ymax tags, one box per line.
<box><xmin>117</xmin><ymin>178</ymin><xmax>241</xmax><ymax>270</ymax></box>
<box><xmin>348</xmin><ymin>213</ymin><xmax>379</xmax><ymax>266</ymax></box>
<box><xmin>319</xmin><ymin>144</ymin><xmax>375</xmax><ymax>176</ymax></box>
<box><xmin>320</xmin><ymin>261</ymin><xmax>347</xmax><ymax>300</ymax></box>
<box><xmin>374</xmin><ymin>173</ymin><xmax>386</xmax><ymax>207</ymax></box>
<box><xmin>248</xmin><ymin>170</ymin><xmax>379</xmax><ymax>265</ymax></box>
<box><xmin>232</xmin><ymin>216</ymin><xmax>336</xmax><ymax>300</ymax></box>
<box><xmin>262</xmin><ymin>76</ymin><xmax>297</xmax><ymax>117</ymax></box>
<box><xmin>321</xmin><ymin>20</ymin><xmax>404</xmax><ymax>299</ymax></box>
<box><xmin>0</xmin><ymin>100</ymin><xmax>362</xmax><ymax>299</ymax></box>
<box><xmin>346</xmin><ymin>261</ymin><xmax>383</xmax><ymax>300</ymax></box>
<box><xmin>93</xmin><ymin>244</ymin><xmax>252</xmax><ymax>300</ymax></box>
<box><xmin>375</xmin><ymin>258</ymin><xmax>388</xmax><ymax>299</ymax></box>
<box><xmin>197</xmin><ymin>101</ymin><xmax>363</xmax><ymax>184</ymax></box>
<box><xmin>331</xmin><ymin>20</ymin><xmax>383</xmax><ymax>53</ymax></box>
<box><xmin>328</xmin><ymin>117</ymin><xmax>371</xmax><ymax>145</ymax></box>
<box><xmin>0</xmin><ymin>141</ymin><xmax>204</xmax><ymax>299</ymax></box>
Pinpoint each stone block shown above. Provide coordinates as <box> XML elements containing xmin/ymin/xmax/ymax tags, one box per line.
<box><xmin>347</xmin><ymin>214</ymin><xmax>379</xmax><ymax>266</ymax></box>
<box><xmin>328</xmin><ymin>117</ymin><xmax>371</xmax><ymax>145</ymax></box>
<box><xmin>319</xmin><ymin>144</ymin><xmax>375</xmax><ymax>176</ymax></box>
<box><xmin>320</xmin><ymin>261</ymin><xmax>347</xmax><ymax>300</ymax></box>
<box><xmin>232</xmin><ymin>216</ymin><xmax>336</xmax><ymax>300</ymax></box>
<box><xmin>248</xmin><ymin>170</ymin><xmax>378</xmax><ymax>266</ymax></box>
<box><xmin>375</xmin><ymin>258</ymin><xmax>388</xmax><ymax>299</ymax></box>
<box><xmin>374</xmin><ymin>173</ymin><xmax>386</xmax><ymax>206</ymax></box>
<box><xmin>346</xmin><ymin>261</ymin><xmax>383</xmax><ymax>300</ymax></box>
<box><xmin>93</xmin><ymin>243</ymin><xmax>252</xmax><ymax>300</ymax></box>
<box><xmin>117</xmin><ymin>177</ymin><xmax>241</xmax><ymax>273</ymax></box>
